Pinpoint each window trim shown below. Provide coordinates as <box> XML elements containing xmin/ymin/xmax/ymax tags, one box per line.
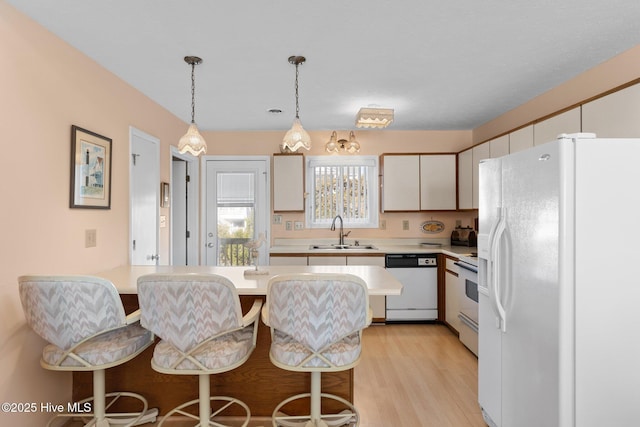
<box><xmin>305</xmin><ymin>155</ymin><xmax>379</xmax><ymax>229</ymax></box>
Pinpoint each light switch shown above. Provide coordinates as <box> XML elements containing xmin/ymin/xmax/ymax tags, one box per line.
<box><xmin>85</xmin><ymin>229</ymin><xmax>97</xmax><ymax>248</ymax></box>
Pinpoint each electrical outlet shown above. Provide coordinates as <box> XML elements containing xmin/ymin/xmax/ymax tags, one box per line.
<box><xmin>455</xmin><ymin>219</ymin><xmax>462</xmax><ymax>228</ymax></box>
<box><xmin>294</xmin><ymin>221</ymin><xmax>304</xmax><ymax>230</ymax></box>
<box><xmin>85</xmin><ymin>229</ymin><xmax>97</xmax><ymax>248</ymax></box>
<box><xmin>402</xmin><ymin>220</ymin><xmax>409</xmax><ymax>231</ymax></box>
<box><xmin>273</xmin><ymin>214</ymin><xmax>282</xmax><ymax>225</ymax></box>
<box><xmin>380</xmin><ymin>219</ymin><xmax>386</xmax><ymax>230</ymax></box>
<box><xmin>285</xmin><ymin>221</ymin><xmax>293</xmax><ymax>231</ymax></box>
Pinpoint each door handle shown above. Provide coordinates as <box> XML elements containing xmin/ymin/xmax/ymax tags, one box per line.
<box><xmin>149</xmin><ymin>254</ymin><xmax>159</xmax><ymax>261</ymax></box>
<box><xmin>207</xmin><ymin>242</ymin><xmax>214</xmax><ymax>248</ymax></box>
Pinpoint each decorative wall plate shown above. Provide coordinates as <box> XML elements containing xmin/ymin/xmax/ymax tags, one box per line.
<box><xmin>420</xmin><ymin>220</ymin><xmax>445</xmax><ymax>234</ymax></box>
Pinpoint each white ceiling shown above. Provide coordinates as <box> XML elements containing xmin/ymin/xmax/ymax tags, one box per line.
<box><xmin>7</xmin><ymin>0</ymin><xmax>640</xmax><ymax>131</ymax></box>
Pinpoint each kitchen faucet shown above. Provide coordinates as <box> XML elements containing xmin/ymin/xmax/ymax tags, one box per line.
<box><xmin>330</xmin><ymin>215</ymin><xmax>349</xmax><ymax>246</ymax></box>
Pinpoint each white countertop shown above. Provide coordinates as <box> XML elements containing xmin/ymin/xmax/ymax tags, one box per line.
<box><xmin>269</xmin><ymin>238</ymin><xmax>476</xmax><ymax>258</ymax></box>
<box><xmin>96</xmin><ymin>265</ymin><xmax>403</xmax><ymax>296</ymax></box>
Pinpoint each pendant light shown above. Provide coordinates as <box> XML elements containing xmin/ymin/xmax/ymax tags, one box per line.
<box><xmin>178</xmin><ymin>56</ymin><xmax>207</xmax><ymax>156</ymax></box>
<box><xmin>280</xmin><ymin>55</ymin><xmax>312</xmax><ymax>153</ymax></box>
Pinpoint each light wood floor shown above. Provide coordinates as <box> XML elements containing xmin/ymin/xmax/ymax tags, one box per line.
<box><xmin>355</xmin><ymin>324</ymin><xmax>485</xmax><ymax>427</ymax></box>
<box><xmin>68</xmin><ymin>324</ymin><xmax>485</xmax><ymax>427</ymax></box>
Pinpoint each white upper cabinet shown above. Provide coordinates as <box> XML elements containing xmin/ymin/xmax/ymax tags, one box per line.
<box><xmin>381</xmin><ymin>155</ymin><xmax>420</xmax><ymax>211</ymax></box>
<box><xmin>273</xmin><ymin>154</ymin><xmax>304</xmax><ymax>212</ymax></box>
<box><xmin>582</xmin><ymin>83</ymin><xmax>640</xmax><ymax>137</ymax></box>
<box><xmin>420</xmin><ymin>154</ymin><xmax>457</xmax><ymax>210</ymax></box>
<box><xmin>489</xmin><ymin>135</ymin><xmax>509</xmax><ymax>158</ymax></box>
<box><xmin>382</xmin><ymin>154</ymin><xmax>457</xmax><ymax>211</ymax></box>
<box><xmin>458</xmin><ymin>149</ymin><xmax>473</xmax><ymax>210</ymax></box>
<box><xmin>509</xmin><ymin>125</ymin><xmax>534</xmax><ymax>153</ymax></box>
<box><xmin>534</xmin><ymin>107</ymin><xmax>581</xmax><ymax>145</ymax></box>
<box><xmin>472</xmin><ymin>142</ymin><xmax>490</xmax><ymax>209</ymax></box>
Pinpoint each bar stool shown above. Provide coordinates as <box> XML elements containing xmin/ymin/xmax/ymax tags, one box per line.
<box><xmin>137</xmin><ymin>273</ymin><xmax>262</xmax><ymax>427</ymax></box>
<box><xmin>262</xmin><ymin>273</ymin><xmax>372</xmax><ymax>427</ymax></box>
<box><xmin>18</xmin><ymin>275</ymin><xmax>158</xmax><ymax>427</ymax></box>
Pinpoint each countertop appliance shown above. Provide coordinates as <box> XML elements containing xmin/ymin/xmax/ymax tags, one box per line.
<box><xmin>478</xmin><ymin>133</ymin><xmax>640</xmax><ymax>427</ymax></box>
<box><xmin>451</xmin><ymin>226</ymin><xmax>477</xmax><ymax>247</ymax></box>
<box><xmin>385</xmin><ymin>254</ymin><xmax>438</xmax><ymax>321</ymax></box>
<box><xmin>455</xmin><ymin>255</ymin><xmax>478</xmax><ymax>356</ymax></box>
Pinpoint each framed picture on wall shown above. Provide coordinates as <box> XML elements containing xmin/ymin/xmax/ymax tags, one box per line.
<box><xmin>69</xmin><ymin>125</ymin><xmax>112</xmax><ymax>209</ymax></box>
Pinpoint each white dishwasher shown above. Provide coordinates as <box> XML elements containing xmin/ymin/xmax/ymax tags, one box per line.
<box><xmin>385</xmin><ymin>254</ymin><xmax>438</xmax><ymax>321</ymax></box>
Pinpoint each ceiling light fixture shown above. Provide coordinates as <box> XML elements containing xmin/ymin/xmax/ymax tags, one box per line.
<box><xmin>178</xmin><ymin>56</ymin><xmax>207</xmax><ymax>156</ymax></box>
<box><xmin>280</xmin><ymin>55</ymin><xmax>311</xmax><ymax>153</ymax></box>
<box><xmin>355</xmin><ymin>107</ymin><xmax>394</xmax><ymax>129</ymax></box>
<box><xmin>325</xmin><ymin>131</ymin><xmax>360</xmax><ymax>154</ymax></box>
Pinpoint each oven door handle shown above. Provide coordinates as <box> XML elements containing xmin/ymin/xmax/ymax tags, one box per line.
<box><xmin>454</xmin><ymin>262</ymin><xmax>478</xmax><ymax>274</ymax></box>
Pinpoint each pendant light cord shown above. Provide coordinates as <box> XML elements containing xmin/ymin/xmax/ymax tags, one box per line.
<box><xmin>190</xmin><ymin>62</ymin><xmax>196</xmax><ymax>124</ymax></box>
<box><xmin>294</xmin><ymin>62</ymin><xmax>300</xmax><ymax>119</ymax></box>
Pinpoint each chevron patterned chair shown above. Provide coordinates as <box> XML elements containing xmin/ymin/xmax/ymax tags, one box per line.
<box><xmin>262</xmin><ymin>273</ymin><xmax>372</xmax><ymax>427</ymax></box>
<box><xmin>18</xmin><ymin>275</ymin><xmax>158</xmax><ymax>427</ymax></box>
<box><xmin>137</xmin><ymin>273</ymin><xmax>262</xmax><ymax>427</ymax></box>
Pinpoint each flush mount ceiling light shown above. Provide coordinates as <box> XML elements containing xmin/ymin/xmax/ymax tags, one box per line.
<box><xmin>325</xmin><ymin>131</ymin><xmax>361</xmax><ymax>154</ymax></box>
<box><xmin>280</xmin><ymin>55</ymin><xmax>312</xmax><ymax>153</ymax></box>
<box><xmin>178</xmin><ymin>56</ymin><xmax>207</xmax><ymax>156</ymax></box>
<box><xmin>355</xmin><ymin>107</ymin><xmax>394</xmax><ymax>129</ymax></box>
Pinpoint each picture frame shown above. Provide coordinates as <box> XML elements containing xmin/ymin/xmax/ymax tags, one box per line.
<box><xmin>160</xmin><ymin>182</ymin><xmax>170</xmax><ymax>208</ymax></box>
<box><xmin>70</xmin><ymin>125</ymin><xmax>112</xmax><ymax>209</ymax></box>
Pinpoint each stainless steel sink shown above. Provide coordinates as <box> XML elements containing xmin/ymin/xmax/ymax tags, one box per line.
<box><xmin>309</xmin><ymin>244</ymin><xmax>378</xmax><ymax>250</ymax></box>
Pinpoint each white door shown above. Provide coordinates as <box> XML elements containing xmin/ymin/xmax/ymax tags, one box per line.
<box><xmin>171</xmin><ymin>147</ymin><xmax>199</xmax><ymax>265</ymax></box>
<box><xmin>203</xmin><ymin>157</ymin><xmax>269</xmax><ymax>266</ymax></box>
<box><xmin>130</xmin><ymin>127</ymin><xmax>159</xmax><ymax>265</ymax></box>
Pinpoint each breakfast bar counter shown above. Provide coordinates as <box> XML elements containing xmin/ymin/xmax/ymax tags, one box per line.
<box><xmin>73</xmin><ymin>265</ymin><xmax>402</xmax><ymax>417</ymax></box>
<box><xmin>96</xmin><ymin>264</ymin><xmax>402</xmax><ymax>296</ymax></box>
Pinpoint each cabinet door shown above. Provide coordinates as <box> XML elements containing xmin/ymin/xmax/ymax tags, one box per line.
<box><xmin>457</xmin><ymin>149</ymin><xmax>473</xmax><ymax>210</ymax></box>
<box><xmin>308</xmin><ymin>256</ymin><xmax>347</xmax><ymax>266</ymax></box>
<box><xmin>347</xmin><ymin>255</ymin><xmax>386</xmax><ymax>321</ymax></box>
<box><xmin>582</xmin><ymin>83</ymin><xmax>640</xmax><ymax>137</ymax></box>
<box><xmin>420</xmin><ymin>154</ymin><xmax>456</xmax><ymax>210</ymax></box>
<box><xmin>381</xmin><ymin>155</ymin><xmax>420</xmax><ymax>211</ymax></box>
<box><xmin>509</xmin><ymin>125</ymin><xmax>534</xmax><ymax>153</ymax></box>
<box><xmin>472</xmin><ymin>142</ymin><xmax>491</xmax><ymax>209</ymax></box>
<box><xmin>534</xmin><ymin>107</ymin><xmax>581</xmax><ymax>145</ymax></box>
<box><xmin>273</xmin><ymin>154</ymin><xmax>304</xmax><ymax>211</ymax></box>
<box><xmin>445</xmin><ymin>257</ymin><xmax>461</xmax><ymax>333</ymax></box>
<box><xmin>269</xmin><ymin>256</ymin><xmax>308</xmax><ymax>266</ymax></box>
<box><xmin>489</xmin><ymin>135</ymin><xmax>509</xmax><ymax>158</ymax></box>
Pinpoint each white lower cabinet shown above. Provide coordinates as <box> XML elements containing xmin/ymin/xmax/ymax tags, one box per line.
<box><xmin>347</xmin><ymin>256</ymin><xmax>386</xmax><ymax>321</ymax></box>
<box><xmin>269</xmin><ymin>256</ymin><xmax>308</xmax><ymax>266</ymax></box>
<box><xmin>445</xmin><ymin>257</ymin><xmax>461</xmax><ymax>333</ymax></box>
<box><xmin>308</xmin><ymin>256</ymin><xmax>347</xmax><ymax>266</ymax></box>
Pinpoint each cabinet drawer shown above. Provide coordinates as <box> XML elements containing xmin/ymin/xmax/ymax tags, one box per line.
<box><xmin>446</xmin><ymin>256</ymin><xmax>459</xmax><ymax>272</ymax></box>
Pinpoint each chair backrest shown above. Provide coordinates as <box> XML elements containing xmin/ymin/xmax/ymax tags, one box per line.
<box><xmin>18</xmin><ymin>275</ymin><xmax>126</xmax><ymax>351</ymax></box>
<box><xmin>266</xmin><ymin>273</ymin><xmax>369</xmax><ymax>352</ymax></box>
<box><xmin>137</xmin><ymin>273</ymin><xmax>244</xmax><ymax>353</ymax></box>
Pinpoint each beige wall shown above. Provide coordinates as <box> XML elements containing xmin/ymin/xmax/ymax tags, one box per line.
<box><xmin>0</xmin><ymin>3</ymin><xmax>185</xmax><ymax>424</ymax></box>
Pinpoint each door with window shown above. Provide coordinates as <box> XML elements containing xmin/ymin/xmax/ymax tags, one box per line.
<box><xmin>203</xmin><ymin>158</ymin><xmax>269</xmax><ymax>266</ymax></box>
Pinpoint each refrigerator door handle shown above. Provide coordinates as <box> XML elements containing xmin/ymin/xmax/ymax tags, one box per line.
<box><xmin>491</xmin><ymin>207</ymin><xmax>508</xmax><ymax>333</ymax></box>
<box><xmin>485</xmin><ymin>207</ymin><xmax>501</xmax><ymax>324</ymax></box>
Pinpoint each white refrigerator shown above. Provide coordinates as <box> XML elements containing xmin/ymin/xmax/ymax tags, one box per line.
<box><xmin>477</xmin><ymin>133</ymin><xmax>640</xmax><ymax>427</ymax></box>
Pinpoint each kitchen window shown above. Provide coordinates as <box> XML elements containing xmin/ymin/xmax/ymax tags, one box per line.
<box><xmin>305</xmin><ymin>156</ymin><xmax>379</xmax><ymax>228</ymax></box>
